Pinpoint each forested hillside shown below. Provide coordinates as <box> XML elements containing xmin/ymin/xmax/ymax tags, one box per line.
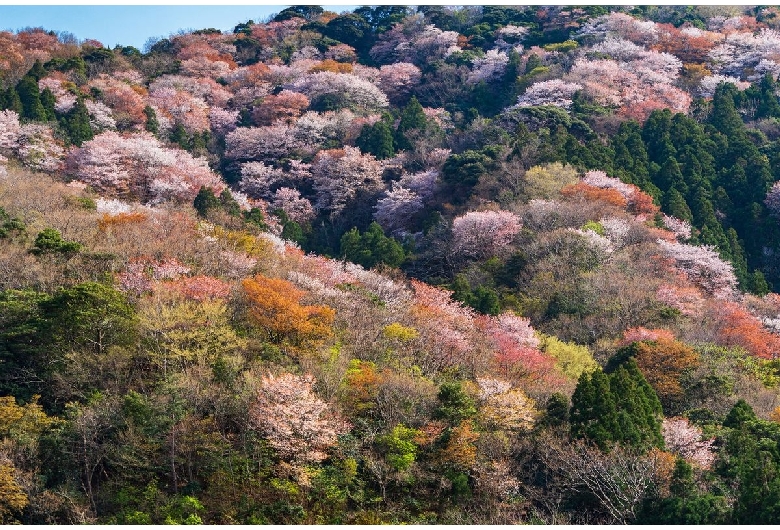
<box><xmin>3</xmin><ymin>5</ymin><xmax>780</xmax><ymax>523</ymax></box>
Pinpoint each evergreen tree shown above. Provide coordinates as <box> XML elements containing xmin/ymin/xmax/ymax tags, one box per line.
<box><xmin>62</xmin><ymin>98</ymin><xmax>93</xmax><ymax>146</ymax></box>
<box><xmin>664</xmin><ymin>187</ymin><xmax>693</xmax><ymax>222</ymax></box>
<box><xmin>340</xmin><ymin>222</ymin><xmax>405</xmax><ymax>269</ymax></box>
<box><xmin>144</xmin><ymin>105</ymin><xmax>159</xmax><ymax>135</ymax></box>
<box><xmin>355</xmin><ymin>120</ymin><xmax>394</xmax><ymax>159</ymax></box>
<box><xmin>1</xmin><ymin>86</ymin><xmax>23</xmax><ymax>114</ymax></box>
<box><xmin>394</xmin><ymin>96</ymin><xmax>427</xmax><ymax>151</ymax></box>
<box><xmin>39</xmin><ymin>88</ymin><xmax>56</xmax><ymax>121</ymax></box>
<box><xmin>27</xmin><ymin>60</ymin><xmax>47</xmax><ymax>82</ymax></box>
<box><xmin>193</xmin><ymin>186</ymin><xmax>219</xmax><ymax>217</ymax></box>
<box><xmin>570</xmin><ymin>359</ymin><xmax>663</xmax><ymax>451</ymax></box>
<box><xmin>16</xmin><ymin>76</ymin><xmax>46</xmax><ymax>121</ymax></box>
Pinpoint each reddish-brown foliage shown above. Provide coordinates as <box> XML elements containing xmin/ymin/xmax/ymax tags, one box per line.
<box><xmin>560</xmin><ymin>182</ymin><xmax>628</xmax><ymax>208</ymax></box>
<box><xmin>242</xmin><ymin>274</ymin><xmax>335</xmax><ymax>345</ymax></box>
<box><xmin>714</xmin><ymin>301</ymin><xmax>780</xmax><ymax>360</ymax></box>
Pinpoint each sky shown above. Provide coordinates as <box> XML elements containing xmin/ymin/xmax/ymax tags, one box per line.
<box><xmin>0</xmin><ymin>5</ymin><xmax>359</xmax><ymax>50</ymax></box>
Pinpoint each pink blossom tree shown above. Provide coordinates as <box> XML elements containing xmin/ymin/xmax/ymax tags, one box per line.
<box><xmin>0</xmin><ymin>110</ymin><xmax>21</xmax><ymax>150</ymax></box>
<box><xmin>516</xmin><ymin>79</ymin><xmax>583</xmax><ymax>109</ymax></box>
<box><xmin>310</xmin><ymin>146</ymin><xmax>384</xmax><ymax>215</ymax></box>
<box><xmin>225</xmin><ymin>124</ymin><xmax>305</xmax><ymax>163</ymax></box>
<box><xmin>67</xmin><ymin>131</ymin><xmax>224</xmax><ymax>204</ymax></box>
<box><xmin>238</xmin><ymin>161</ymin><xmax>285</xmax><ymax>200</ymax></box>
<box><xmin>373</xmin><ymin>185</ymin><xmax>424</xmax><ymax>233</ymax></box>
<box><xmin>662</xmin><ymin>417</ymin><xmax>716</xmax><ymax>469</ymax></box>
<box><xmin>468</xmin><ymin>49</ymin><xmax>510</xmax><ymax>84</ymax></box>
<box><xmin>656</xmin><ymin>239</ymin><xmax>738</xmax><ymax>299</ymax></box>
<box><xmin>451</xmin><ymin>210</ymin><xmax>522</xmax><ymax>260</ymax></box>
<box><xmin>377</xmin><ymin>63</ymin><xmax>422</xmax><ymax>104</ymax></box>
<box><xmin>250</xmin><ymin>372</ymin><xmax>350</xmax><ymax>464</ymax></box>
<box><xmin>287</xmin><ymin>71</ymin><xmax>389</xmax><ymax>114</ymax></box>
<box><xmin>270</xmin><ymin>187</ymin><xmax>315</xmax><ymax>224</ymax></box>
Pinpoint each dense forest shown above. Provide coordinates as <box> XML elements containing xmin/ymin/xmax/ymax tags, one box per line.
<box><xmin>4</xmin><ymin>4</ymin><xmax>780</xmax><ymax>523</ymax></box>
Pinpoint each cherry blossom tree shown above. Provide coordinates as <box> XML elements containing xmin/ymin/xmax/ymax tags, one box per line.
<box><xmin>765</xmin><ymin>181</ymin><xmax>780</xmax><ymax>219</ymax></box>
<box><xmin>67</xmin><ymin>131</ymin><xmax>224</xmax><ymax>204</ymax></box>
<box><xmin>89</xmin><ymin>75</ymin><xmax>147</xmax><ymax>129</ymax></box>
<box><xmin>286</xmin><ymin>71</ymin><xmax>389</xmax><ymax>114</ymax></box>
<box><xmin>577</xmin><ymin>12</ymin><xmax>659</xmax><ymax>47</ymax></box>
<box><xmin>377</xmin><ymin>63</ymin><xmax>422</xmax><ymax>104</ymax></box>
<box><xmin>656</xmin><ymin>239</ymin><xmax>738</xmax><ymax>299</ymax></box>
<box><xmin>373</xmin><ymin>184</ymin><xmax>424</xmax><ymax>233</ymax></box>
<box><xmin>655</xmin><ymin>283</ymin><xmax>706</xmax><ymax>317</ymax></box>
<box><xmin>238</xmin><ymin>161</ymin><xmax>285</xmax><ymax>200</ymax></box>
<box><xmin>661</xmin><ymin>417</ymin><xmax>716</xmax><ymax>469</ymax></box>
<box><xmin>15</xmin><ymin>124</ymin><xmax>65</xmax><ymax>172</ymax></box>
<box><xmin>661</xmin><ymin>215</ymin><xmax>693</xmax><ymax>241</ymax></box>
<box><xmin>468</xmin><ymin>49</ymin><xmax>509</xmax><ymax>84</ymax></box>
<box><xmin>515</xmin><ymin>79</ymin><xmax>583</xmax><ymax>109</ymax></box>
<box><xmin>370</xmin><ymin>15</ymin><xmax>461</xmax><ymax>66</ymax></box>
<box><xmin>208</xmin><ymin>107</ymin><xmax>239</xmax><ymax>136</ymax></box>
<box><xmin>149</xmin><ymin>74</ymin><xmax>232</xmax><ymax>108</ymax></box>
<box><xmin>149</xmin><ymin>86</ymin><xmax>210</xmax><ymax>134</ymax></box>
<box><xmin>85</xmin><ymin>100</ymin><xmax>116</xmax><ymax>131</ymax></box>
<box><xmin>709</xmin><ymin>28</ymin><xmax>780</xmax><ymax>80</ymax></box>
<box><xmin>38</xmin><ymin>74</ymin><xmax>76</xmax><ymax>113</ymax></box>
<box><xmin>251</xmin><ymin>90</ymin><xmax>310</xmax><ymax>125</ymax></box>
<box><xmin>225</xmin><ymin>124</ymin><xmax>305</xmax><ymax>163</ymax></box>
<box><xmin>310</xmin><ymin>146</ymin><xmax>384</xmax><ymax>215</ymax></box>
<box><xmin>250</xmin><ymin>372</ymin><xmax>350</xmax><ymax>464</ymax></box>
<box><xmin>451</xmin><ymin>210</ymin><xmax>522</xmax><ymax>260</ymax></box>
<box><xmin>0</xmin><ymin>110</ymin><xmax>20</xmax><ymax>150</ymax></box>
<box><xmin>270</xmin><ymin>187</ymin><xmax>315</xmax><ymax>224</ymax></box>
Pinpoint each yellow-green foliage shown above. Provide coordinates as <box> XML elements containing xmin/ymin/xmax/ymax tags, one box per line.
<box><xmin>383</xmin><ymin>322</ymin><xmax>419</xmax><ymax>342</ymax></box>
<box><xmin>581</xmin><ymin>220</ymin><xmax>606</xmax><ymax>236</ymax></box>
<box><xmin>522</xmin><ymin>163</ymin><xmax>580</xmax><ymax>200</ymax></box>
<box><xmin>539</xmin><ymin>334</ymin><xmax>598</xmax><ymax>379</ymax></box>
<box><xmin>139</xmin><ymin>297</ymin><xmax>247</xmax><ymax>371</ymax></box>
<box><xmin>208</xmin><ymin>225</ymin><xmax>272</xmax><ymax>257</ymax></box>
<box><xmin>543</xmin><ymin>40</ymin><xmax>578</xmax><ymax>52</ymax></box>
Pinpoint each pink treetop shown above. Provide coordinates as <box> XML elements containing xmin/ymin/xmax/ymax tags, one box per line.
<box><xmin>271</xmin><ymin>187</ymin><xmax>315</xmax><ymax>225</ymax></box>
<box><xmin>225</xmin><ymin>124</ymin><xmax>304</xmax><ymax>162</ymax></box>
<box><xmin>251</xmin><ymin>372</ymin><xmax>350</xmax><ymax>464</ymax></box>
<box><xmin>451</xmin><ymin>210</ymin><xmax>522</xmax><ymax>260</ymax></box>
<box><xmin>468</xmin><ymin>49</ymin><xmax>510</xmax><ymax>84</ymax></box>
<box><xmin>67</xmin><ymin>131</ymin><xmax>224</xmax><ymax>204</ymax></box>
<box><xmin>373</xmin><ymin>184</ymin><xmax>424</xmax><ymax>233</ymax></box>
<box><xmin>656</xmin><ymin>239</ymin><xmax>738</xmax><ymax>299</ymax></box>
<box><xmin>310</xmin><ymin>146</ymin><xmax>384</xmax><ymax>215</ymax></box>
<box><xmin>0</xmin><ymin>110</ymin><xmax>21</xmax><ymax>150</ymax></box>
<box><xmin>662</xmin><ymin>417</ymin><xmax>716</xmax><ymax>469</ymax></box>
<box><xmin>287</xmin><ymin>71</ymin><xmax>389</xmax><ymax>113</ymax></box>
<box><xmin>516</xmin><ymin>79</ymin><xmax>583</xmax><ymax>109</ymax></box>
<box><xmin>617</xmin><ymin>327</ymin><xmax>676</xmax><ymax>348</ymax></box>
<box><xmin>377</xmin><ymin>63</ymin><xmax>422</xmax><ymax>103</ymax></box>
<box><xmin>765</xmin><ymin>181</ymin><xmax>780</xmax><ymax>219</ymax></box>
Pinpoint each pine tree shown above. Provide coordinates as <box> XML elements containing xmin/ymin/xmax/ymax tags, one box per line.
<box><xmin>394</xmin><ymin>96</ymin><xmax>427</xmax><ymax>151</ymax></box>
<box><xmin>16</xmin><ymin>76</ymin><xmax>46</xmax><ymax>121</ymax></box>
<box><xmin>355</xmin><ymin>120</ymin><xmax>394</xmax><ymax>159</ymax></box>
<box><xmin>62</xmin><ymin>98</ymin><xmax>93</xmax><ymax>146</ymax></box>
<box><xmin>144</xmin><ymin>105</ymin><xmax>159</xmax><ymax>135</ymax></box>
<box><xmin>193</xmin><ymin>186</ymin><xmax>219</xmax><ymax>217</ymax></box>
<box><xmin>570</xmin><ymin>358</ymin><xmax>663</xmax><ymax>451</ymax></box>
<box><xmin>39</xmin><ymin>88</ymin><xmax>56</xmax><ymax>121</ymax></box>
<box><xmin>664</xmin><ymin>187</ymin><xmax>693</xmax><ymax>222</ymax></box>
<box><xmin>1</xmin><ymin>87</ymin><xmax>23</xmax><ymax>115</ymax></box>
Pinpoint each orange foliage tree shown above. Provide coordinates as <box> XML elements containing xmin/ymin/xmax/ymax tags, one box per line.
<box><xmin>242</xmin><ymin>274</ymin><xmax>334</xmax><ymax>345</ymax></box>
<box><xmin>619</xmin><ymin>337</ymin><xmax>700</xmax><ymax>411</ymax></box>
<box><xmin>560</xmin><ymin>182</ymin><xmax>628</xmax><ymax>208</ymax></box>
<box><xmin>714</xmin><ymin>301</ymin><xmax>780</xmax><ymax>360</ymax></box>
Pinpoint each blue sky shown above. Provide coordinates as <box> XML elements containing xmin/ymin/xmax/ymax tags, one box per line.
<box><xmin>0</xmin><ymin>5</ymin><xmax>358</xmax><ymax>50</ymax></box>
